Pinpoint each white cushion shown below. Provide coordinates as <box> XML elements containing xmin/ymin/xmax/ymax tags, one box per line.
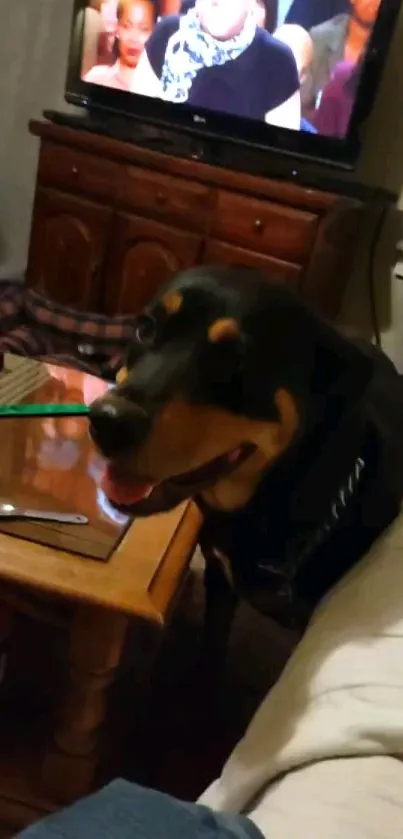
<box><xmin>200</xmin><ymin>511</ymin><xmax>403</xmax><ymax>836</ymax></box>
<box><xmin>249</xmin><ymin>756</ymin><xmax>403</xmax><ymax>839</ymax></box>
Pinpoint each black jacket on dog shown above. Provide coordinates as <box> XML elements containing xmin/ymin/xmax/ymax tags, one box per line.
<box><xmin>197</xmin><ymin>321</ymin><xmax>403</xmax><ymax>626</ymax></box>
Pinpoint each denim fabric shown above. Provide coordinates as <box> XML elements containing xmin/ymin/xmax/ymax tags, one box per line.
<box><xmin>16</xmin><ymin>779</ymin><xmax>265</xmax><ymax>839</ymax></box>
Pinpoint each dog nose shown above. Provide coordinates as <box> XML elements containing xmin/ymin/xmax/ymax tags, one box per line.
<box><xmin>89</xmin><ymin>395</ymin><xmax>151</xmax><ymax>458</ymax></box>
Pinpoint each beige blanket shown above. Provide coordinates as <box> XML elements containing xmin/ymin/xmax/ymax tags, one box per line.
<box><xmin>200</xmin><ymin>511</ymin><xmax>403</xmax><ymax>838</ymax></box>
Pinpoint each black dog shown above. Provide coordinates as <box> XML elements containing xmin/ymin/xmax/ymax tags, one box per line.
<box><xmin>89</xmin><ymin>265</ymin><xmax>403</xmax><ymax>633</ymax></box>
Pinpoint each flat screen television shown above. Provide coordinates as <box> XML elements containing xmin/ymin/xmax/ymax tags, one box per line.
<box><xmin>65</xmin><ymin>0</ymin><xmax>402</xmax><ymax>170</ymax></box>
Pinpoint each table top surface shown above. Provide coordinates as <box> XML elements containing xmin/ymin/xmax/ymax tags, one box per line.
<box><xmin>0</xmin><ymin>356</ymin><xmax>201</xmax><ymax>620</ymax></box>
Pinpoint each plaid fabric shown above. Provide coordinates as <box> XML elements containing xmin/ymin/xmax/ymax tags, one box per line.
<box><xmin>0</xmin><ymin>284</ymin><xmax>137</xmax><ymax>378</ymax></box>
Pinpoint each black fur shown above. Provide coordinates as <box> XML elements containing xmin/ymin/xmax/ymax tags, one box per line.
<box><xmin>91</xmin><ymin>266</ymin><xmax>403</xmax><ymax>628</ymax></box>
<box><xmin>120</xmin><ymin>265</ymin><xmax>374</xmax><ymax>427</ymax></box>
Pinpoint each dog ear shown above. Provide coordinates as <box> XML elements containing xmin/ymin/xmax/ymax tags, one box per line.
<box><xmin>116</xmin><ymin>367</ymin><xmax>128</xmax><ymax>385</ymax></box>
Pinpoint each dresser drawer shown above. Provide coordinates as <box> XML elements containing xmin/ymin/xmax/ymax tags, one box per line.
<box><xmin>120</xmin><ymin>165</ymin><xmax>213</xmax><ymax>230</ymax></box>
<box><xmin>203</xmin><ymin>239</ymin><xmax>302</xmax><ymax>287</ymax></box>
<box><xmin>211</xmin><ymin>191</ymin><xmax>318</xmax><ymax>263</ymax></box>
<box><xmin>38</xmin><ymin>142</ymin><xmax>121</xmax><ymax>203</ymax></box>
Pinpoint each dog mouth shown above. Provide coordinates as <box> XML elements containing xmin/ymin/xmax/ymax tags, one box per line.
<box><xmin>101</xmin><ymin>443</ymin><xmax>256</xmax><ymax>516</ymax></box>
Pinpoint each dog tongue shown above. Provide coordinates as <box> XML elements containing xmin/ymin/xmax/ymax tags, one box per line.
<box><xmin>101</xmin><ymin>464</ymin><xmax>152</xmax><ymax>506</ymax></box>
<box><xmin>101</xmin><ymin>445</ymin><xmax>255</xmax><ymax>513</ymax></box>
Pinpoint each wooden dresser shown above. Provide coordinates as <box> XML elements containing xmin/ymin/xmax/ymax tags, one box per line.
<box><xmin>26</xmin><ymin>119</ymin><xmax>393</xmax><ymax>321</ymax></box>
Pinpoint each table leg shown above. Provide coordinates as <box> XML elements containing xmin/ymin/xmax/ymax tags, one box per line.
<box><xmin>41</xmin><ymin>605</ymin><xmax>129</xmax><ymax>804</ymax></box>
<box><xmin>202</xmin><ymin>556</ymin><xmax>238</xmax><ymax>680</ymax></box>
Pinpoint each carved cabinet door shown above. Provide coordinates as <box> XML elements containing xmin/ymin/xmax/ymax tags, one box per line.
<box><xmin>26</xmin><ymin>188</ymin><xmax>112</xmax><ymax>310</ymax></box>
<box><xmin>103</xmin><ymin>213</ymin><xmax>203</xmax><ymax>315</ymax></box>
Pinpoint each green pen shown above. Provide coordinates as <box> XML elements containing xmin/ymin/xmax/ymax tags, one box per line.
<box><xmin>0</xmin><ymin>404</ymin><xmax>90</xmax><ymax>419</ymax></box>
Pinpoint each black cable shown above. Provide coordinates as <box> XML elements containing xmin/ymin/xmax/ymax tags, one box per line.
<box><xmin>368</xmin><ymin>206</ymin><xmax>388</xmax><ymax>348</ymax></box>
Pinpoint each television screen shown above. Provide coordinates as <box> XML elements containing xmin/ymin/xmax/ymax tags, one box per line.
<box><xmin>68</xmin><ymin>0</ymin><xmax>401</xmax><ymax>165</ymax></box>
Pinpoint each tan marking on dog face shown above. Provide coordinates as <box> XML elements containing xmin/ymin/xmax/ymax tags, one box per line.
<box><xmin>208</xmin><ymin>318</ymin><xmax>240</xmax><ymax>343</ymax></box>
<box><xmin>115</xmin><ymin>389</ymin><xmax>299</xmax><ymax>511</ymax></box>
<box><xmin>116</xmin><ymin>367</ymin><xmax>128</xmax><ymax>384</ymax></box>
<box><xmin>200</xmin><ymin>389</ymin><xmax>299</xmax><ymax>510</ymax></box>
<box><xmin>161</xmin><ymin>292</ymin><xmax>183</xmax><ymax>315</ymax></box>
<box><xmin>127</xmin><ymin>400</ymin><xmax>259</xmax><ymax>482</ymax></box>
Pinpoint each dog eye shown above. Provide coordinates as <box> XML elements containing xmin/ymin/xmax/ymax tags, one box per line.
<box><xmin>135</xmin><ymin>314</ymin><xmax>157</xmax><ymax>346</ymax></box>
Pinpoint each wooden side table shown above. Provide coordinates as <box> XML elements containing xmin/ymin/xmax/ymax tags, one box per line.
<box><xmin>0</xmin><ymin>357</ymin><xmax>202</xmax><ymax>832</ymax></box>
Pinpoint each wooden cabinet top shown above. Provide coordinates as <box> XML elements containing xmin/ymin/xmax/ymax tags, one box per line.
<box><xmin>30</xmin><ymin>119</ymin><xmax>391</xmax><ymax>217</ymax></box>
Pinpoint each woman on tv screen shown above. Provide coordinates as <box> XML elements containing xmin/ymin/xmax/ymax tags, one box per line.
<box><xmin>131</xmin><ymin>0</ymin><xmax>301</xmax><ymax>128</ymax></box>
<box><xmin>84</xmin><ymin>0</ymin><xmax>156</xmax><ymax>90</ymax></box>
<box><xmin>301</xmin><ymin>0</ymin><xmax>381</xmax><ymax>115</ymax></box>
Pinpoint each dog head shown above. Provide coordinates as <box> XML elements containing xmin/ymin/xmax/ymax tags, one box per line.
<box><xmin>89</xmin><ymin>266</ymin><xmax>374</xmax><ymax>515</ymax></box>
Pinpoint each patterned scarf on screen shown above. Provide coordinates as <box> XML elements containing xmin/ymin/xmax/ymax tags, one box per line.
<box><xmin>161</xmin><ymin>8</ymin><xmax>256</xmax><ymax>103</ymax></box>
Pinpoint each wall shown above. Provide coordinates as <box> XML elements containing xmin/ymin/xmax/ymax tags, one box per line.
<box><xmin>339</xmin><ymin>4</ymin><xmax>403</xmax><ymax>367</ymax></box>
<box><xmin>0</xmin><ymin>0</ymin><xmax>74</xmax><ymax>278</ymax></box>
<box><xmin>0</xmin><ymin>0</ymin><xmax>402</xmax><ymax>361</ymax></box>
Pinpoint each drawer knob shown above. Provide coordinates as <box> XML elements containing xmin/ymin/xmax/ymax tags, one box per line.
<box><xmin>254</xmin><ymin>218</ymin><xmax>264</xmax><ymax>233</ymax></box>
<box><xmin>155</xmin><ymin>190</ymin><xmax>167</xmax><ymax>206</ymax></box>
<box><xmin>71</xmin><ymin>166</ymin><xmax>79</xmax><ymax>176</ymax></box>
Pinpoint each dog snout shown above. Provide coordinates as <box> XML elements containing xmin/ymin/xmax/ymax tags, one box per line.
<box><xmin>89</xmin><ymin>395</ymin><xmax>151</xmax><ymax>458</ymax></box>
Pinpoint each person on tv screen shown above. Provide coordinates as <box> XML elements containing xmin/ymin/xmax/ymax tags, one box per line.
<box><xmin>131</xmin><ymin>0</ymin><xmax>301</xmax><ymax>129</ymax></box>
<box><xmin>274</xmin><ymin>23</ymin><xmax>313</xmax><ymax>86</ymax></box>
<box><xmin>313</xmin><ymin>57</ymin><xmax>362</xmax><ymax>136</ymax></box>
<box><xmin>302</xmin><ymin>0</ymin><xmax>381</xmax><ymax>114</ymax></box>
<box><xmin>97</xmin><ymin>0</ymin><xmax>119</xmax><ymax>65</ymax></box>
<box><xmin>181</xmin><ymin>0</ymin><xmax>272</xmax><ymax>29</ymax></box>
<box><xmin>254</xmin><ymin>0</ymin><xmax>277</xmax><ymax>30</ymax></box>
<box><xmin>285</xmin><ymin>0</ymin><xmax>350</xmax><ymax>29</ymax></box>
<box><xmin>273</xmin><ymin>23</ymin><xmax>317</xmax><ymax>132</ymax></box>
<box><xmin>84</xmin><ymin>0</ymin><xmax>156</xmax><ymax>90</ymax></box>
<box><xmin>77</xmin><ymin>2</ymin><xmax>104</xmax><ymax>78</ymax></box>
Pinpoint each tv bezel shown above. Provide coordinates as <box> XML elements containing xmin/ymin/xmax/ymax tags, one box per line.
<box><xmin>65</xmin><ymin>0</ymin><xmax>402</xmax><ymax>170</ymax></box>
